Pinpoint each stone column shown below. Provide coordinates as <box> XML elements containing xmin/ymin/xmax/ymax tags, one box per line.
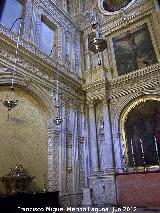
<box><xmin>63</xmin><ymin>0</ymin><xmax>68</xmax><ymax>12</ymax></box>
<box><xmin>75</xmin><ymin>33</ymin><xmax>81</xmax><ymax>76</ymax></box>
<box><xmin>102</xmin><ymin>100</ymin><xmax>115</xmax><ymax>171</ymax></box>
<box><xmin>71</xmin><ymin>109</ymin><xmax>80</xmax><ymax>192</ymax></box>
<box><xmin>71</xmin><ymin>37</ymin><xmax>75</xmax><ymax>72</ymax></box>
<box><xmin>151</xmin><ymin>12</ymin><xmax>160</xmax><ymax>63</ymax></box>
<box><xmin>88</xmin><ymin>102</ymin><xmax>99</xmax><ymax>172</ymax></box>
<box><xmin>85</xmin><ymin>37</ymin><xmax>91</xmax><ymax>71</ymax></box>
<box><xmin>60</xmin><ymin>106</ymin><xmax>67</xmax><ymax>193</ymax></box>
<box><xmin>113</xmin><ymin>119</ymin><xmax>124</xmax><ymax>173</ymax></box>
<box><xmin>23</xmin><ymin>0</ymin><xmax>33</xmax><ymax>40</ymax></box>
<box><xmin>47</xmin><ymin>130</ymin><xmax>60</xmax><ymax>192</ymax></box>
<box><xmin>57</xmin><ymin>27</ymin><xmax>63</xmax><ymax>64</ymax></box>
<box><xmin>66</xmin><ymin>139</ymin><xmax>72</xmax><ymax>171</ymax></box>
<box><xmin>34</xmin><ymin>7</ymin><xmax>42</xmax><ymax>47</ymax></box>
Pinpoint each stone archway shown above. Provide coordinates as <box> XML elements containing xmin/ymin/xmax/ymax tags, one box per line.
<box><xmin>120</xmin><ymin>96</ymin><xmax>160</xmax><ymax>170</ymax></box>
<box><xmin>0</xmin><ymin>76</ymin><xmax>59</xmax><ymax>192</ymax></box>
<box><xmin>112</xmin><ymin>95</ymin><xmax>160</xmax><ymax>172</ymax></box>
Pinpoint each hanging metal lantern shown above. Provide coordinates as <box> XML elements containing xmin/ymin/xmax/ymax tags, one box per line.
<box><xmin>2</xmin><ymin>18</ymin><xmax>22</xmax><ymax>118</ymax></box>
<box><xmin>88</xmin><ymin>11</ymin><xmax>107</xmax><ymax>65</ymax></box>
<box><xmin>2</xmin><ymin>85</ymin><xmax>19</xmax><ymax>118</ymax></box>
<box><xmin>88</xmin><ymin>37</ymin><xmax>107</xmax><ymax>54</ymax></box>
<box><xmin>3</xmin><ymin>100</ymin><xmax>18</xmax><ymax>111</ymax></box>
<box><xmin>53</xmin><ymin>115</ymin><xmax>63</xmax><ymax>126</ymax></box>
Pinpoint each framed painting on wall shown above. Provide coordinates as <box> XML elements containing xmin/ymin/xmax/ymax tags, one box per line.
<box><xmin>112</xmin><ymin>24</ymin><xmax>157</xmax><ymax>76</ymax></box>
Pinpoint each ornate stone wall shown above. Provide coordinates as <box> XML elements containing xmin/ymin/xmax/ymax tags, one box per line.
<box><xmin>1</xmin><ymin>0</ymin><xmax>160</xmax><ymax>207</ymax></box>
<box><xmin>81</xmin><ymin>0</ymin><xmax>160</xmax><ymax>206</ymax></box>
<box><xmin>0</xmin><ymin>0</ymin><xmax>85</xmax><ymax>206</ymax></box>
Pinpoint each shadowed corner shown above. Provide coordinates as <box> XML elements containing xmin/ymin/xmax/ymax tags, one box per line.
<box><xmin>0</xmin><ymin>0</ymin><xmax>5</xmax><ymax>21</ymax></box>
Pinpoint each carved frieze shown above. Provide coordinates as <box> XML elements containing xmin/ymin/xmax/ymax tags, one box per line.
<box><xmin>0</xmin><ymin>45</ymin><xmax>84</xmax><ymax>108</ymax></box>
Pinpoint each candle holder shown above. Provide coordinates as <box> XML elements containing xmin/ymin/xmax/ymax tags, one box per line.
<box><xmin>154</xmin><ymin>136</ymin><xmax>160</xmax><ymax>170</ymax></box>
<box><xmin>130</xmin><ymin>139</ymin><xmax>136</xmax><ymax>172</ymax></box>
<box><xmin>140</xmin><ymin>139</ymin><xmax>147</xmax><ymax>172</ymax></box>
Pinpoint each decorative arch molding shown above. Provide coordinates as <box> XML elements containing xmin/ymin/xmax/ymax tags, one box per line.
<box><xmin>120</xmin><ymin>95</ymin><xmax>160</xmax><ymax>129</ymax></box>
<box><xmin>111</xmin><ymin>94</ymin><xmax>160</xmax><ymax>172</ymax></box>
<box><xmin>120</xmin><ymin>95</ymin><xmax>160</xmax><ymax>169</ymax></box>
<box><xmin>112</xmin><ymin>93</ymin><xmax>140</xmax><ymax>127</ymax></box>
<box><xmin>0</xmin><ymin>74</ymin><xmax>60</xmax><ymax>191</ymax></box>
<box><xmin>0</xmin><ymin>74</ymin><xmax>55</xmax><ymax>116</ymax></box>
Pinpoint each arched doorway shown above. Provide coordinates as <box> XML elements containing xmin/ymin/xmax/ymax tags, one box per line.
<box><xmin>121</xmin><ymin>96</ymin><xmax>160</xmax><ymax>169</ymax></box>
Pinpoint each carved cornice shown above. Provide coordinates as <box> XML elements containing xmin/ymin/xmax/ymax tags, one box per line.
<box><xmin>83</xmin><ymin>63</ymin><xmax>160</xmax><ymax>107</ymax></box>
<box><xmin>83</xmin><ymin>78</ymin><xmax>105</xmax><ymax>91</ymax></box>
<box><xmin>0</xmin><ymin>33</ymin><xmax>85</xmax><ymax>106</ymax></box>
<box><xmin>0</xmin><ymin>25</ymin><xmax>83</xmax><ymax>83</ymax></box>
<box><xmin>110</xmin><ymin>63</ymin><xmax>160</xmax><ymax>99</ymax></box>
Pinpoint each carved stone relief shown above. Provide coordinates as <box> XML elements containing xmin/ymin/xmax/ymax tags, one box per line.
<box><xmin>1</xmin><ymin>0</ymin><xmax>160</xmax><ymax>208</ymax></box>
<box><xmin>89</xmin><ymin>175</ymin><xmax>117</xmax><ymax>205</ymax></box>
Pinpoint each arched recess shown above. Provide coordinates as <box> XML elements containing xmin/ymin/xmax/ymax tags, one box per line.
<box><xmin>111</xmin><ymin>93</ymin><xmax>139</xmax><ymax>172</ymax></box>
<box><xmin>112</xmin><ymin>94</ymin><xmax>160</xmax><ymax>172</ymax></box>
<box><xmin>120</xmin><ymin>95</ymin><xmax>160</xmax><ymax>170</ymax></box>
<box><xmin>0</xmin><ymin>75</ymin><xmax>59</xmax><ymax>192</ymax></box>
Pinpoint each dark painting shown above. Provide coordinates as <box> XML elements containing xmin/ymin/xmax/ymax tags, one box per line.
<box><xmin>125</xmin><ymin>100</ymin><xmax>160</xmax><ymax>167</ymax></box>
<box><xmin>103</xmin><ymin>0</ymin><xmax>132</xmax><ymax>12</ymax></box>
<box><xmin>113</xmin><ymin>24</ymin><xmax>157</xmax><ymax>76</ymax></box>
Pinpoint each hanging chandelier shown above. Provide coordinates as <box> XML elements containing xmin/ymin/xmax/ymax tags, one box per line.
<box><xmin>88</xmin><ymin>10</ymin><xmax>107</xmax><ymax>65</ymax></box>
<box><xmin>2</xmin><ymin>18</ymin><xmax>22</xmax><ymax>118</ymax></box>
<box><xmin>2</xmin><ymin>85</ymin><xmax>19</xmax><ymax>118</ymax></box>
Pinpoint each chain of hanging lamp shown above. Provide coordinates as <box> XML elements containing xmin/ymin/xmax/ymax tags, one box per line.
<box><xmin>88</xmin><ymin>10</ymin><xmax>107</xmax><ymax>65</ymax></box>
<box><xmin>2</xmin><ymin>18</ymin><xmax>22</xmax><ymax>119</ymax></box>
<box><xmin>2</xmin><ymin>17</ymin><xmax>62</xmax><ymax>125</ymax></box>
<box><xmin>52</xmin><ymin>71</ymin><xmax>63</xmax><ymax>126</ymax></box>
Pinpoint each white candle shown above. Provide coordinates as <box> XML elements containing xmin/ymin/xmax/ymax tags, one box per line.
<box><xmin>140</xmin><ymin>139</ymin><xmax>144</xmax><ymax>154</ymax></box>
<box><xmin>154</xmin><ymin>136</ymin><xmax>158</xmax><ymax>152</ymax></box>
<box><xmin>130</xmin><ymin>139</ymin><xmax>134</xmax><ymax>154</ymax></box>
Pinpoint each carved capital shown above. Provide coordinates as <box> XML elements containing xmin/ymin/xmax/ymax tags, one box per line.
<box><xmin>86</xmin><ymin>99</ymin><xmax>96</xmax><ymax>108</ymax></box>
